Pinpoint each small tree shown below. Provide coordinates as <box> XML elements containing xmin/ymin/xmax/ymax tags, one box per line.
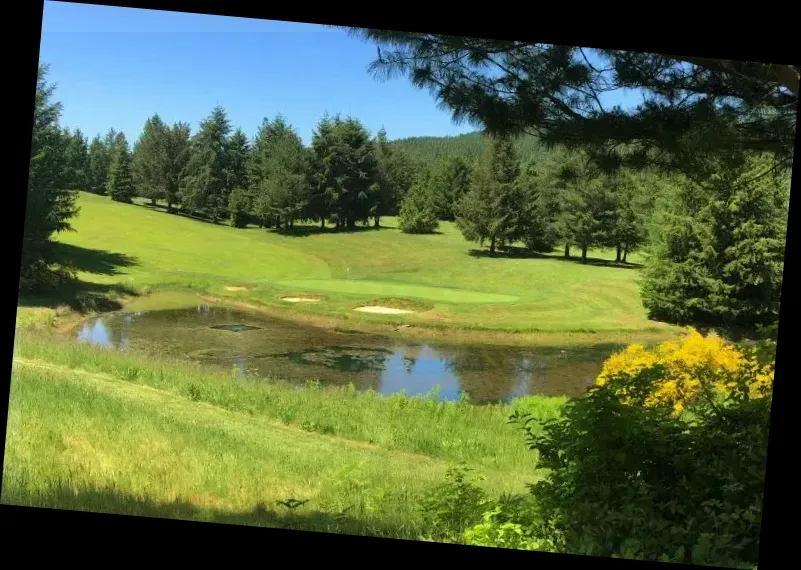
<box><xmin>227</xmin><ymin>186</ymin><xmax>251</xmax><ymax>228</ymax></box>
<box><xmin>106</xmin><ymin>142</ymin><xmax>134</xmax><ymax>203</ymax></box>
<box><xmin>398</xmin><ymin>177</ymin><xmax>439</xmax><ymax>234</ymax></box>
<box><xmin>455</xmin><ymin>136</ymin><xmax>525</xmax><ymax>255</ymax></box>
<box><xmin>430</xmin><ymin>155</ymin><xmax>472</xmax><ymax>221</ymax></box>
<box><xmin>87</xmin><ymin>136</ymin><xmax>110</xmax><ymax>195</ymax></box>
<box><xmin>132</xmin><ymin>114</ymin><xmax>170</xmax><ymax>205</ymax></box>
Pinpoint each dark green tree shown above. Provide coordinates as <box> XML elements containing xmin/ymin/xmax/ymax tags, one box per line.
<box><xmin>180</xmin><ymin>106</ymin><xmax>231</xmax><ymax>221</ymax></box>
<box><xmin>63</xmin><ymin>128</ymin><xmax>89</xmax><ymax>192</ymax></box>
<box><xmin>106</xmin><ymin>138</ymin><xmax>134</xmax><ymax>203</ymax></box>
<box><xmin>250</xmin><ymin>115</ymin><xmax>309</xmax><ymax>229</ymax></box>
<box><xmin>86</xmin><ymin>136</ymin><xmax>109</xmax><ymax>195</ymax></box>
<box><xmin>353</xmin><ymin>31</ymin><xmax>796</xmax><ymax>175</ymax></box>
<box><xmin>641</xmin><ymin>153</ymin><xmax>789</xmax><ymax>331</ymax></box>
<box><xmin>455</xmin><ymin>136</ymin><xmax>525</xmax><ymax>255</ymax></box>
<box><xmin>309</xmin><ymin>115</ymin><xmax>380</xmax><ymax>229</ymax></box>
<box><xmin>373</xmin><ymin>127</ymin><xmax>414</xmax><ymax>226</ymax></box>
<box><xmin>224</xmin><ymin>128</ymin><xmax>251</xmax><ymax>227</ymax></box>
<box><xmin>398</xmin><ymin>175</ymin><xmax>439</xmax><ymax>234</ymax></box>
<box><xmin>22</xmin><ymin>64</ymin><xmax>78</xmax><ymax>287</ymax></box>
<box><xmin>164</xmin><ymin>121</ymin><xmax>191</xmax><ymax>213</ymax></box>
<box><xmin>132</xmin><ymin>114</ymin><xmax>170</xmax><ymax>205</ymax></box>
<box><xmin>517</xmin><ymin>159</ymin><xmax>561</xmax><ymax>253</ymax></box>
<box><xmin>430</xmin><ymin>155</ymin><xmax>472</xmax><ymax>220</ymax></box>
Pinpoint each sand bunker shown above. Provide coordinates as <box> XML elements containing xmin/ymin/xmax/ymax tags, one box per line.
<box><xmin>281</xmin><ymin>296</ymin><xmax>321</xmax><ymax>303</ymax></box>
<box><xmin>224</xmin><ymin>286</ymin><xmax>248</xmax><ymax>292</ymax></box>
<box><xmin>354</xmin><ymin>306</ymin><xmax>415</xmax><ymax>315</ymax></box>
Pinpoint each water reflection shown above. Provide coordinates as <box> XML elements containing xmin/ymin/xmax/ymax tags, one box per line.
<box><xmin>76</xmin><ymin>306</ymin><xmax>617</xmax><ymax>403</ymax></box>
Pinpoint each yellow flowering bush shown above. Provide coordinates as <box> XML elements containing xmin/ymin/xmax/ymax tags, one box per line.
<box><xmin>596</xmin><ymin>329</ymin><xmax>774</xmax><ymax>415</ymax></box>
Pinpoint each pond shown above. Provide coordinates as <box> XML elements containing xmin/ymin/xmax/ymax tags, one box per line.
<box><xmin>76</xmin><ymin>305</ymin><xmax>622</xmax><ymax>404</ymax></box>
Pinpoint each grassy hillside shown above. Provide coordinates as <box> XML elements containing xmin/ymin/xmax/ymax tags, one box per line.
<box><xmin>17</xmin><ymin>192</ymin><xmax>682</xmax><ymax>341</ymax></box>
<box><xmin>3</xmin><ymin>330</ymin><xmax>561</xmax><ymax>537</ymax></box>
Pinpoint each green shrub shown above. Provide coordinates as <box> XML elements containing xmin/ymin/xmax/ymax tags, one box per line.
<box><xmin>398</xmin><ymin>182</ymin><xmax>439</xmax><ymax>234</ymax></box>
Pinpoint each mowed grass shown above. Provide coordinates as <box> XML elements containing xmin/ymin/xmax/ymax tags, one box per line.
<box><xmin>32</xmin><ymin>192</ymin><xmax>681</xmax><ymax>337</ymax></box>
<box><xmin>3</xmin><ymin>330</ymin><xmax>562</xmax><ymax>537</ymax></box>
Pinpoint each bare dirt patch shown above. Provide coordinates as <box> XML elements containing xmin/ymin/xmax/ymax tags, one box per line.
<box><xmin>354</xmin><ymin>306</ymin><xmax>415</xmax><ymax>315</ymax></box>
<box><xmin>281</xmin><ymin>296</ymin><xmax>321</xmax><ymax>303</ymax></box>
<box><xmin>224</xmin><ymin>286</ymin><xmax>248</xmax><ymax>292</ymax></box>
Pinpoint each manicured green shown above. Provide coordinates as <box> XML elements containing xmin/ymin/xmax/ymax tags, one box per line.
<box><xmin>33</xmin><ymin>192</ymin><xmax>682</xmax><ymax>338</ymax></box>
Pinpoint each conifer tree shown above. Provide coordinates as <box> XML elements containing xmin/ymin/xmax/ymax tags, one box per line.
<box><xmin>87</xmin><ymin>136</ymin><xmax>109</xmax><ymax>195</ymax></box>
<box><xmin>63</xmin><ymin>128</ymin><xmax>89</xmax><ymax>192</ymax></box>
<box><xmin>180</xmin><ymin>106</ymin><xmax>231</xmax><ymax>221</ymax></box>
<box><xmin>455</xmin><ymin>136</ymin><xmax>525</xmax><ymax>255</ymax></box>
<box><xmin>106</xmin><ymin>139</ymin><xmax>134</xmax><ymax>203</ymax></box>
<box><xmin>132</xmin><ymin>114</ymin><xmax>170</xmax><ymax>205</ymax></box>
<box><xmin>429</xmin><ymin>155</ymin><xmax>472</xmax><ymax>221</ymax></box>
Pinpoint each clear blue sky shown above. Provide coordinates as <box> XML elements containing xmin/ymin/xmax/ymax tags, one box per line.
<box><xmin>39</xmin><ymin>1</ymin><xmax>642</xmax><ymax>146</ymax></box>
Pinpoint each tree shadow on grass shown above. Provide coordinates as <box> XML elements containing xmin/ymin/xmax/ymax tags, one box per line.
<box><xmin>467</xmin><ymin>246</ymin><xmax>643</xmax><ymax>269</ymax></box>
<box><xmin>0</xmin><ymin>481</ymin><xmax>414</xmax><ymax>542</ymax></box>
<box><xmin>50</xmin><ymin>243</ymin><xmax>138</xmax><ymax>276</ymax></box>
<box><xmin>17</xmin><ymin>279</ymin><xmax>139</xmax><ymax>313</ymax></box>
<box><xmin>272</xmin><ymin>224</ymin><xmax>402</xmax><ymax>238</ymax></box>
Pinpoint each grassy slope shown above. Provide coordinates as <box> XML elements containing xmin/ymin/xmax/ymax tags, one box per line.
<box><xmin>23</xmin><ymin>192</ymin><xmax>681</xmax><ymax>337</ymax></box>
<box><xmin>3</xmin><ymin>331</ymin><xmax>562</xmax><ymax>538</ymax></box>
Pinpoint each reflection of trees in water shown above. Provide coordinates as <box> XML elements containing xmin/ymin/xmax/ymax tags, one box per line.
<box><xmin>442</xmin><ymin>347</ymin><xmax>528</xmax><ymax>403</ymax></box>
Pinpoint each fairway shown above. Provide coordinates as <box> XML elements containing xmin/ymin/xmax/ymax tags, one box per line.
<box><xmin>33</xmin><ymin>192</ymin><xmax>682</xmax><ymax>337</ymax></box>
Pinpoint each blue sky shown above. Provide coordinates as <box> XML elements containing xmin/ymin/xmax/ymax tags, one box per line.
<box><xmin>39</xmin><ymin>1</ymin><xmax>642</xmax><ymax>146</ymax></box>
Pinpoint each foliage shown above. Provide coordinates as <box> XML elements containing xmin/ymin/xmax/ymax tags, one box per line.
<box><xmin>501</xmin><ymin>334</ymin><xmax>774</xmax><ymax>566</ymax></box>
<box><xmin>419</xmin><ymin>466</ymin><xmax>489</xmax><ymax>542</ymax></box>
<box><xmin>455</xmin><ymin>136</ymin><xmax>526</xmax><ymax>254</ymax></box>
<box><xmin>354</xmin><ymin>30</ymin><xmax>796</xmax><ymax>174</ymax></box>
<box><xmin>227</xmin><ymin>186</ymin><xmax>251</xmax><ymax>228</ymax></box>
<box><xmin>22</xmin><ymin>64</ymin><xmax>79</xmax><ymax>289</ymax></box>
<box><xmin>180</xmin><ymin>106</ymin><xmax>232</xmax><ymax>221</ymax></box>
<box><xmin>429</xmin><ymin>155</ymin><xmax>472</xmax><ymax>221</ymax></box>
<box><xmin>398</xmin><ymin>177</ymin><xmax>439</xmax><ymax>234</ymax></box>
<box><xmin>517</xmin><ymin>159</ymin><xmax>560</xmax><ymax>253</ymax></box>
<box><xmin>641</xmin><ymin>153</ymin><xmax>789</xmax><ymax>332</ymax></box>
<box><xmin>164</xmin><ymin>122</ymin><xmax>191</xmax><ymax>212</ymax></box>
<box><xmin>131</xmin><ymin>114</ymin><xmax>170</xmax><ymax>204</ymax></box>
<box><xmin>63</xmin><ymin>128</ymin><xmax>89</xmax><ymax>192</ymax></box>
<box><xmin>372</xmin><ymin>127</ymin><xmax>414</xmax><ymax>226</ymax></box>
<box><xmin>250</xmin><ymin>116</ymin><xmax>308</xmax><ymax>228</ymax></box>
<box><xmin>86</xmin><ymin>136</ymin><xmax>110</xmax><ymax>195</ymax></box>
<box><xmin>309</xmin><ymin>115</ymin><xmax>381</xmax><ymax>228</ymax></box>
<box><xmin>106</xmin><ymin>138</ymin><xmax>134</xmax><ymax>203</ymax></box>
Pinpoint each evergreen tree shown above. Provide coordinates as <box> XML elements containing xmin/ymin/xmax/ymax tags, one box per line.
<box><xmin>518</xmin><ymin>159</ymin><xmax>560</xmax><ymax>253</ymax></box>
<box><xmin>165</xmin><ymin>121</ymin><xmax>191</xmax><ymax>213</ymax></box>
<box><xmin>106</xmin><ymin>139</ymin><xmax>134</xmax><ymax>203</ymax></box>
<box><xmin>132</xmin><ymin>114</ymin><xmax>170</xmax><ymax>205</ymax></box>
<box><xmin>455</xmin><ymin>136</ymin><xmax>525</xmax><ymax>255</ymax></box>
<box><xmin>63</xmin><ymin>128</ymin><xmax>89</xmax><ymax>192</ymax></box>
<box><xmin>609</xmin><ymin>170</ymin><xmax>660</xmax><ymax>262</ymax></box>
<box><xmin>22</xmin><ymin>64</ymin><xmax>78</xmax><ymax>286</ymax></box>
<box><xmin>225</xmin><ymin>128</ymin><xmax>251</xmax><ymax>227</ymax></box>
<box><xmin>180</xmin><ymin>106</ymin><xmax>231</xmax><ymax>221</ymax></box>
<box><xmin>87</xmin><ymin>136</ymin><xmax>109</xmax><ymax>195</ymax></box>
<box><xmin>373</xmin><ymin>127</ymin><xmax>414</xmax><ymax>226</ymax></box>
<box><xmin>641</xmin><ymin>153</ymin><xmax>789</xmax><ymax>332</ymax></box>
<box><xmin>309</xmin><ymin>115</ymin><xmax>380</xmax><ymax>229</ymax></box>
<box><xmin>398</xmin><ymin>175</ymin><xmax>439</xmax><ymax>234</ymax></box>
<box><xmin>250</xmin><ymin>115</ymin><xmax>309</xmax><ymax>229</ymax></box>
<box><xmin>430</xmin><ymin>155</ymin><xmax>472</xmax><ymax>220</ymax></box>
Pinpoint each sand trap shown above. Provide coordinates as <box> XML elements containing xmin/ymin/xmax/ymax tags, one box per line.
<box><xmin>354</xmin><ymin>306</ymin><xmax>415</xmax><ymax>315</ymax></box>
<box><xmin>224</xmin><ymin>286</ymin><xmax>248</xmax><ymax>292</ymax></box>
<box><xmin>281</xmin><ymin>296</ymin><xmax>321</xmax><ymax>303</ymax></box>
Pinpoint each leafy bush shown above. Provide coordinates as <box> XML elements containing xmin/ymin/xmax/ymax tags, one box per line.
<box><xmin>508</xmin><ymin>332</ymin><xmax>774</xmax><ymax>566</ymax></box>
<box><xmin>419</xmin><ymin>466</ymin><xmax>489</xmax><ymax>542</ymax></box>
<box><xmin>425</xmin><ymin>333</ymin><xmax>773</xmax><ymax>568</ymax></box>
<box><xmin>398</xmin><ymin>182</ymin><xmax>439</xmax><ymax>234</ymax></box>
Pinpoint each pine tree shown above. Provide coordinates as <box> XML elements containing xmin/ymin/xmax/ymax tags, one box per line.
<box><xmin>455</xmin><ymin>136</ymin><xmax>525</xmax><ymax>255</ymax></box>
<box><xmin>250</xmin><ymin>116</ymin><xmax>309</xmax><ymax>229</ymax></box>
<box><xmin>180</xmin><ymin>106</ymin><xmax>231</xmax><ymax>221</ymax></box>
<box><xmin>373</xmin><ymin>127</ymin><xmax>414</xmax><ymax>227</ymax></box>
<box><xmin>63</xmin><ymin>128</ymin><xmax>89</xmax><ymax>192</ymax></box>
<box><xmin>641</xmin><ymin>153</ymin><xmax>789</xmax><ymax>332</ymax></box>
<box><xmin>106</xmin><ymin>140</ymin><xmax>134</xmax><ymax>203</ymax></box>
<box><xmin>398</xmin><ymin>174</ymin><xmax>439</xmax><ymax>234</ymax></box>
<box><xmin>309</xmin><ymin>115</ymin><xmax>380</xmax><ymax>229</ymax></box>
<box><xmin>87</xmin><ymin>136</ymin><xmax>109</xmax><ymax>195</ymax></box>
<box><xmin>165</xmin><ymin>122</ymin><xmax>191</xmax><ymax>213</ymax></box>
<box><xmin>22</xmin><ymin>64</ymin><xmax>78</xmax><ymax>286</ymax></box>
<box><xmin>517</xmin><ymin>159</ymin><xmax>560</xmax><ymax>253</ymax></box>
<box><xmin>430</xmin><ymin>155</ymin><xmax>472</xmax><ymax>221</ymax></box>
<box><xmin>132</xmin><ymin>114</ymin><xmax>170</xmax><ymax>205</ymax></box>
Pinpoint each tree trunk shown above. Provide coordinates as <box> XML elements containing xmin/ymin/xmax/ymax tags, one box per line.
<box><xmin>615</xmin><ymin>244</ymin><xmax>622</xmax><ymax>262</ymax></box>
<box><xmin>564</xmin><ymin>244</ymin><xmax>570</xmax><ymax>258</ymax></box>
<box><xmin>581</xmin><ymin>245</ymin><xmax>588</xmax><ymax>263</ymax></box>
<box><xmin>320</xmin><ymin>218</ymin><xmax>325</xmax><ymax>229</ymax></box>
<box><xmin>623</xmin><ymin>245</ymin><xmax>629</xmax><ymax>263</ymax></box>
<box><xmin>276</xmin><ymin>217</ymin><xmax>281</xmax><ymax>229</ymax></box>
<box><xmin>151</xmin><ymin>196</ymin><xmax>156</xmax><ymax>206</ymax></box>
<box><xmin>489</xmin><ymin>236</ymin><xmax>496</xmax><ymax>256</ymax></box>
<box><xmin>167</xmin><ymin>199</ymin><xmax>173</xmax><ymax>214</ymax></box>
<box><xmin>374</xmin><ymin>216</ymin><xmax>380</xmax><ymax>228</ymax></box>
<box><xmin>348</xmin><ymin>218</ymin><xmax>356</xmax><ymax>229</ymax></box>
<box><xmin>289</xmin><ymin>218</ymin><xmax>294</xmax><ymax>229</ymax></box>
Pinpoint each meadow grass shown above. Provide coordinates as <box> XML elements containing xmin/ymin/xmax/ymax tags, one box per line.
<box><xmin>3</xmin><ymin>329</ymin><xmax>563</xmax><ymax>537</ymax></box>
<box><xmin>22</xmin><ymin>192</ymin><xmax>682</xmax><ymax>339</ymax></box>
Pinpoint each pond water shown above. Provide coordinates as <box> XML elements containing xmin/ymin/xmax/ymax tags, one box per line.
<box><xmin>76</xmin><ymin>305</ymin><xmax>622</xmax><ymax>403</ymax></box>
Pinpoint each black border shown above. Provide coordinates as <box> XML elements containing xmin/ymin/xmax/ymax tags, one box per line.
<box><xmin>4</xmin><ymin>2</ymin><xmax>798</xmax><ymax>568</ymax></box>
